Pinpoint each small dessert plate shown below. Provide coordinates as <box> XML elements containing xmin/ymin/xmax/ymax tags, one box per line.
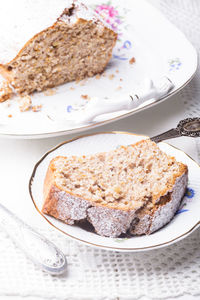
<box><xmin>29</xmin><ymin>132</ymin><xmax>200</xmax><ymax>252</ymax></box>
<box><xmin>0</xmin><ymin>0</ymin><xmax>198</xmax><ymax>138</ymax></box>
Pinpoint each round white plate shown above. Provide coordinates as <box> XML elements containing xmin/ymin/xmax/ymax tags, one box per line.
<box><xmin>29</xmin><ymin>132</ymin><xmax>200</xmax><ymax>252</ymax></box>
<box><xmin>0</xmin><ymin>0</ymin><xmax>198</xmax><ymax>138</ymax></box>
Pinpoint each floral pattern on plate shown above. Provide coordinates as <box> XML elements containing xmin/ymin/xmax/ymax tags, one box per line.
<box><xmin>94</xmin><ymin>2</ymin><xmax>123</xmax><ymax>33</ymax></box>
<box><xmin>176</xmin><ymin>187</ymin><xmax>195</xmax><ymax>214</ymax></box>
<box><xmin>168</xmin><ymin>58</ymin><xmax>182</xmax><ymax>71</ymax></box>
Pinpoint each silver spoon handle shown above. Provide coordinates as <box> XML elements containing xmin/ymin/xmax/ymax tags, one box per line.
<box><xmin>151</xmin><ymin>117</ymin><xmax>200</xmax><ymax>143</ymax></box>
<box><xmin>0</xmin><ymin>203</ymin><xmax>67</xmax><ymax>275</ymax></box>
<box><xmin>151</xmin><ymin>128</ymin><xmax>180</xmax><ymax>143</ymax></box>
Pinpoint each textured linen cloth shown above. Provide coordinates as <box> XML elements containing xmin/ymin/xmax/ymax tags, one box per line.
<box><xmin>1</xmin><ymin>227</ymin><xmax>200</xmax><ymax>300</ymax></box>
<box><xmin>0</xmin><ymin>1</ymin><xmax>200</xmax><ymax>299</ymax></box>
<box><xmin>152</xmin><ymin>0</ymin><xmax>200</xmax><ymax>160</ymax></box>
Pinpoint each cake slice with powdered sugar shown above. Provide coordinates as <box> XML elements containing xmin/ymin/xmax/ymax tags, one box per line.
<box><xmin>42</xmin><ymin>139</ymin><xmax>188</xmax><ymax>238</ymax></box>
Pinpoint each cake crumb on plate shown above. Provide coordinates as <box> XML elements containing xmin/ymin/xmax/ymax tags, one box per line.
<box><xmin>115</xmin><ymin>86</ymin><xmax>122</xmax><ymax>91</ymax></box>
<box><xmin>129</xmin><ymin>57</ymin><xmax>136</xmax><ymax>64</ymax></box>
<box><xmin>109</xmin><ymin>74</ymin><xmax>115</xmax><ymax>80</ymax></box>
<box><xmin>18</xmin><ymin>95</ymin><xmax>32</xmax><ymax>112</ymax></box>
<box><xmin>32</xmin><ymin>105</ymin><xmax>42</xmax><ymax>112</ymax></box>
<box><xmin>95</xmin><ymin>74</ymin><xmax>101</xmax><ymax>79</ymax></box>
<box><xmin>81</xmin><ymin>94</ymin><xmax>90</xmax><ymax>100</ymax></box>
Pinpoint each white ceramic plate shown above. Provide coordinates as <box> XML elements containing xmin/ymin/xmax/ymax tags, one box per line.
<box><xmin>0</xmin><ymin>0</ymin><xmax>197</xmax><ymax>138</ymax></box>
<box><xmin>29</xmin><ymin>132</ymin><xmax>200</xmax><ymax>252</ymax></box>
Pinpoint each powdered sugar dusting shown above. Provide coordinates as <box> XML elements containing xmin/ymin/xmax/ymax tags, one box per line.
<box><xmin>87</xmin><ymin>206</ymin><xmax>136</xmax><ymax>237</ymax></box>
<box><xmin>54</xmin><ymin>187</ymin><xmax>91</xmax><ymax>224</ymax></box>
<box><xmin>44</xmin><ymin>171</ymin><xmax>188</xmax><ymax>238</ymax></box>
<box><xmin>131</xmin><ymin>172</ymin><xmax>188</xmax><ymax>235</ymax></box>
<box><xmin>149</xmin><ymin>172</ymin><xmax>188</xmax><ymax>233</ymax></box>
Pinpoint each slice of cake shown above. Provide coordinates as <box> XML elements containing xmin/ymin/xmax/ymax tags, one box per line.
<box><xmin>42</xmin><ymin>139</ymin><xmax>188</xmax><ymax>238</ymax></box>
<box><xmin>0</xmin><ymin>0</ymin><xmax>117</xmax><ymax>97</ymax></box>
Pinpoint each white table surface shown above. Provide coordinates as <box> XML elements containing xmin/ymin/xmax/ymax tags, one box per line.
<box><xmin>1</xmin><ymin>294</ymin><xmax>200</xmax><ymax>300</ymax></box>
<box><xmin>0</xmin><ymin>87</ymin><xmax>199</xmax><ymax>300</ymax></box>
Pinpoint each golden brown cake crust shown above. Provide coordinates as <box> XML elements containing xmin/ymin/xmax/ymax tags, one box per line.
<box><xmin>42</xmin><ymin>141</ymin><xmax>188</xmax><ymax>238</ymax></box>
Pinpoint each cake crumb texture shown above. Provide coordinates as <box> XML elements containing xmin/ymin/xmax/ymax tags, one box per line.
<box><xmin>42</xmin><ymin>139</ymin><xmax>188</xmax><ymax>237</ymax></box>
<box><xmin>0</xmin><ymin>0</ymin><xmax>117</xmax><ymax>96</ymax></box>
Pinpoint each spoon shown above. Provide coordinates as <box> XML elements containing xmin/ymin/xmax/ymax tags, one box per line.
<box><xmin>0</xmin><ymin>203</ymin><xmax>67</xmax><ymax>275</ymax></box>
<box><xmin>151</xmin><ymin>117</ymin><xmax>200</xmax><ymax>143</ymax></box>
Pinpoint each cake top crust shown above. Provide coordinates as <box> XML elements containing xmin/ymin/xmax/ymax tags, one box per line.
<box><xmin>50</xmin><ymin>139</ymin><xmax>187</xmax><ymax>211</ymax></box>
<box><xmin>0</xmin><ymin>0</ymin><xmax>110</xmax><ymax>65</ymax></box>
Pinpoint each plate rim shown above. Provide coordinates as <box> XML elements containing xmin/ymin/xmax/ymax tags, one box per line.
<box><xmin>1</xmin><ymin>69</ymin><xmax>198</xmax><ymax>139</ymax></box>
<box><xmin>29</xmin><ymin>131</ymin><xmax>200</xmax><ymax>252</ymax></box>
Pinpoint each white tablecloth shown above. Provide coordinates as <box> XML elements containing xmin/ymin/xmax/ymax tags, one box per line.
<box><xmin>0</xmin><ymin>0</ymin><xmax>200</xmax><ymax>299</ymax></box>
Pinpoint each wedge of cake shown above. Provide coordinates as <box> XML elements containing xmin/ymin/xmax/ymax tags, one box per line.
<box><xmin>42</xmin><ymin>139</ymin><xmax>188</xmax><ymax>238</ymax></box>
<box><xmin>0</xmin><ymin>0</ymin><xmax>117</xmax><ymax>98</ymax></box>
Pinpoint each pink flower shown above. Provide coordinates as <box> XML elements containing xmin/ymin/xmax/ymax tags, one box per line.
<box><xmin>96</xmin><ymin>5</ymin><xmax>118</xmax><ymax>17</ymax></box>
<box><xmin>95</xmin><ymin>4</ymin><xmax>121</xmax><ymax>31</ymax></box>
